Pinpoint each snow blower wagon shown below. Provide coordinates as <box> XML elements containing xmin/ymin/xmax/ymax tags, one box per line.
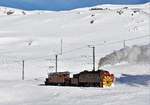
<box><xmin>45</xmin><ymin>70</ymin><xmax>115</xmax><ymax>88</ymax></box>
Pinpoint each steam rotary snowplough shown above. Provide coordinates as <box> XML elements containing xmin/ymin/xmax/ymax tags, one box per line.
<box><xmin>45</xmin><ymin>70</ymin><xmax>115</xmax><ymax>88</ymax></box>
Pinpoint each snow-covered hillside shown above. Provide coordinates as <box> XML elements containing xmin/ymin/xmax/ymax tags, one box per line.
<box><xmin>0</xmin><ymin>3</ymin><xmax>149</xmax><ymax>77</ymax></box>
<box><xmin>0</xmin><ymin>3</ymin><xmax>150</xmax><ymax>105</ymax></box>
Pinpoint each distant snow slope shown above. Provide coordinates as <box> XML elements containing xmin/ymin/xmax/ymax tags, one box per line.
<box><xmin>0</xmin><ymin>0</ymin><xmax>150</xmax><ymax>10</ymax></box>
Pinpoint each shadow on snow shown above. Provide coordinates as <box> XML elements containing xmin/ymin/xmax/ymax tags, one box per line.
<box><xmin>116</xmin><ymin>74</ymin><xmax>150</xmax><ymax>86</ymax></box>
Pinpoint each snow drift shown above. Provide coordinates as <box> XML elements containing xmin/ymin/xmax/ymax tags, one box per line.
<box><xmin>98</xmin><ymin>44</ymin><xmax>150</xmax><ymax>67</ymax></box>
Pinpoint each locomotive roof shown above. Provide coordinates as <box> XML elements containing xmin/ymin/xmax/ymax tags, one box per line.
<box><xmin>80</xmin><ymin>70</ymin><xmax>108</xmax><ymax>74</ymax></box>
<box><xmin>73</xmin><ymin>70</ymin><xmax>109</xmax><ymax>77</ymax></box>
<box><xmin>48</xmin><ymin>71</ymin><xmax>70</xmax><ymax>76</ymax></box>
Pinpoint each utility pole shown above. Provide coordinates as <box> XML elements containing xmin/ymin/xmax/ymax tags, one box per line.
<box><xmin>93</xmin><ymin>46</ymin><xmax>95</xmax><ymax>71</ymax></box>
<box><xmin>88</xmin><ymin>45</ymin><xmax>96</xmax><ymax>71</ymax></box>
<box><xmin>60</xmin><ymin>39</ymin><xmax>63</xmax><ymax>55</ymax></box>
<box><xmin>149</xmin><ymin>35</ymin><xmax>150</xmax><ymax>44</ymax></box>
<box><xmin>22</xmin><ymin>60</ymin><xmax>24</xmax><ymax>80</ymax></box>
<box><xmin>123</xmin><ymin>40</ymin><xmax>126</xmax><ymax>48</ymax></box>
<box><xmin>55</xmin><ymin>55</ymin><xmax>58</xmax><ymax>72</ymax></box>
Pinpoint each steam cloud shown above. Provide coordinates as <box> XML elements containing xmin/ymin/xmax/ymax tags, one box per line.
<box><xmin>98</xmin><ymin>44</ymin><xmax>150</xmax><ymax>68</ymax></box>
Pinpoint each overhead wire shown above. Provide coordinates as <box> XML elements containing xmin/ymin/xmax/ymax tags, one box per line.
<box><xmin>0</xmin><ymin>35</ymin><xmax>149</xmax><ymax>63</ymax></box>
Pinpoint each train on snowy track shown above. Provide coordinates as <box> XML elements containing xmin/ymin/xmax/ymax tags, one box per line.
<box><xmin>45</xmin><ymin>70</ymin><xmax>115</xmax><ymax>88</ymax></box>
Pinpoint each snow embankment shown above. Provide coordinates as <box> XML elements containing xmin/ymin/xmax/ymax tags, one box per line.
<box><xmin>0</xmin><ymin>76</ymin><xmax>149</xmax><ymax>105</ymax></box>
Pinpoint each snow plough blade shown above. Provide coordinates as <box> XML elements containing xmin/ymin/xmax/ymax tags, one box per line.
<box><xmin>100</xmin><ymin>72</ymin><xmax>114</xmax><ymax>88</ymax></box>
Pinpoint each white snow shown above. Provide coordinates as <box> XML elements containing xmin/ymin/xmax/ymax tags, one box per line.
<box><xmin>0</xmin><ymin>3</ymin><xmax>150</xmax><ymax>105</ymax></box>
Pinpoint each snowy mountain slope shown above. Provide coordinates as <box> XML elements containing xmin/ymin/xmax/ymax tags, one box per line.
<box><xmin>0</xmin><ymin>0</ymin><xmax>150</xmax><ymax>11</ymax></box>
<box><xmin>0</xmin><ymin>3</ymin><xmax>150</xmax><ymax>77</ymax></box>
<box><xmin>0</xmin><ymin>3</ymin><xmax>150</xmax><ymax>105</ymax></box>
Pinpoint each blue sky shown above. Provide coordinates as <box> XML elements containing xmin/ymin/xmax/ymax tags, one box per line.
<box><xmin>0</xmin><ymin>0</ymin><xmax>149</xmax><ymax>11</ymax></box>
